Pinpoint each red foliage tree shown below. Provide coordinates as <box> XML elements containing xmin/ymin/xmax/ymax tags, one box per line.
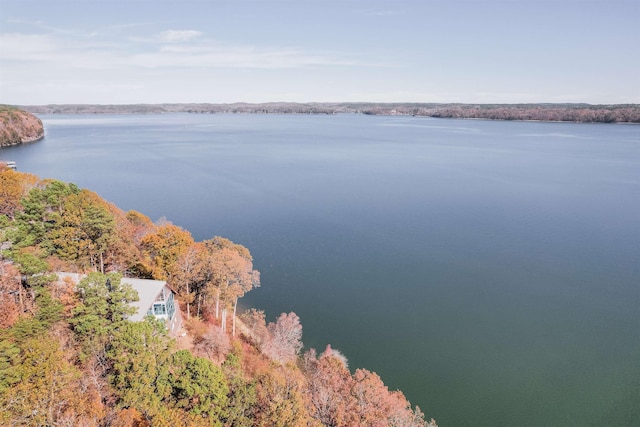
<box><xmin>0</xmin><ymin>263</ymin><xmax>27</xmax><ymax>328</ymax></box>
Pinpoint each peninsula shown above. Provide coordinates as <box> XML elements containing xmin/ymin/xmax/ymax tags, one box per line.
<box><xmin>0</xmin><ymin>105</ymin><xmax>44</xmax><ymax>147</ymax></box>
<box><xmin>0</xmin><ymin>170</ymin><xmax>436</xmax><ymax>426</ymax></box>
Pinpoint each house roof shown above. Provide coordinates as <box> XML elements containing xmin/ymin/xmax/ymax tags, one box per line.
<box><xmin>121</xmin><ymin>277</ymin><xmax>167</xmax><ymax>322</ymax></box>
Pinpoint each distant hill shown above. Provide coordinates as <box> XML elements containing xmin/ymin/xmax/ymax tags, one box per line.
<box><xmin>0</xmin><ymin>105</ymin><xmax>45</xmax><ymax>147</ymax></box>
<box><xmin>21</xmin><ymin>102</ymin><xmax>640</xmax><ymax>123</ymax></box>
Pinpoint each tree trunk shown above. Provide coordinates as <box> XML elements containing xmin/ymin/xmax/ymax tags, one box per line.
<box><xmin>186</xmin><ymin>282</ymin><xmax>191</xmax><ymax>319</ymax></box>
<box><xmin>232</xmin><ymin>297</ymin><xmax>238</xmax><ymax>337</ymax></box>
<box><xmin>18</xmin><ymin>285</ymin><xmax>25</xmax><ymax>312</ymax></box>
<box><xmin>100</xmin><ymin>252</ymin><xmax>104</xmax><ymax>274</ymax></box>
<box><xmin>221</xmin><ymin>307</ymin><xmax>227</xmax><ymax>332</ymax></box>
<box><xmin>215</xmin><ymin>286</ymin><xmax>220</xmax><ymax>319</ymax></box>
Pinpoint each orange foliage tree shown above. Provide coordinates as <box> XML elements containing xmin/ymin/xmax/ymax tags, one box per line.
<box><xmin>50</xmin><ymin>189</ymin><xmax>116</xmax><ymax>272</ymax></box>
<box><xmin>202</xmin><ymin>237</ymin><xmax>260</xmax><ymax>334</ymax></box>
<box><xmin>141</xmin><ymin>223</ymin><xmax>194</xmax><ymax>280</ymax></box>
<box><xmin>103</xmin><ymin>205</ymin><xmax>146</xmax><ymax>275</ymax></box>
<box><xmin>303</xmin><ymin>346</ymin><xmax>357</xmax><ymax>426</ymax></box>
<box><xmin>169</xmin><ymin>241</ymin><xmax>210</xmax><ymax>319</ymax></box>
<box><xmin>254</xmin><ymin>364</ymin><xmax>316</xmax><ymax>427</ymax></box>
<box><xmin>302</xmin><ymin>345</ymin><xmax>434</xmax><ymax>427</ymax></box>
<box><xmin>0</xmin><ymin>169</ymin><xmax>38</xmax><ymax>219</ymax></box>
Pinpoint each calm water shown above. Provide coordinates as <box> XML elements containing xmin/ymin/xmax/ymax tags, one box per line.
<box><xmin>2</xmin><ymin>114</ymin><xmax>639</xmax><ymax>426</ymax></box>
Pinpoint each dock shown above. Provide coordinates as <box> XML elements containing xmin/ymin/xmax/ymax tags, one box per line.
<box><xmin>1</xmin><ymin>161</ymin><xmax>17</xmax><ymax>170</ymax></box>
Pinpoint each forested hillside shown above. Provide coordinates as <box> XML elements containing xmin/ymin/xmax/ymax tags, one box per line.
<box><xmin>0</xmin><ymin>169</ymin><xmax>435</xmax><ymax>427</ymax></box>
<box><xmin>0</xmin><ymin>106</ymin><xmax>44</xmax><ymax>147</ymax></box>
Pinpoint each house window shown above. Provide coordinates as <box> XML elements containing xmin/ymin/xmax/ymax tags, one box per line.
<box><xmin>153</xmin><ymin>303</ymin><xmax>166</xmax><ymax>316</ymax></box>
<box><xmin>165</xmin><ymin>292</ymin><xmax>175</xmax><ymax>320</ymax></box>
<box><xmin>155</xmin><ymin>289</ymin><xmax>166</xmax><ymax>302</ymax></box>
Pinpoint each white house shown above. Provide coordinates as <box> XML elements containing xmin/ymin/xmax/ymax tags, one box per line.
<box><xmin>123</xmin><ymin>277</ymin><xmax>181</xmax><ymax>335</ymax></box>
<box><xmin>56</xmin><ymin>272</ymin><xmax>182</xmax><ymax>336</ymax></box>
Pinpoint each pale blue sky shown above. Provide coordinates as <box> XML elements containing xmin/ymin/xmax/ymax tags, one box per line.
<box><xmin>1</xmin><ymin>0</ymin><xmax>638</xmax><ymax>104</ymax></box>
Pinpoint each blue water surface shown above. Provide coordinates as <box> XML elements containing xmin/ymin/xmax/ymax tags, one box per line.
<box><xmin>2</xmin><ymin>114</ymin><xmax>638</xmax><ymax>426</ymax></box>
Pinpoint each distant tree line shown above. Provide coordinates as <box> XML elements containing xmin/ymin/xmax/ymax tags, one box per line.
<box><xmin>19</xmin><ymin>102</ymin><xmax>640</xmax><ymax>123</ymax></box>
<box><xmin>407</xmin><ymin>104</ymin><xmax>640</xmax><ymax>123</ymax></box>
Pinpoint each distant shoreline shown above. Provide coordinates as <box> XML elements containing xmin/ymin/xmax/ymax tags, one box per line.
<box><xmin>18</xmin><ymin>102</ymin><xmax>640</xmax><ymax>124</ymax></box>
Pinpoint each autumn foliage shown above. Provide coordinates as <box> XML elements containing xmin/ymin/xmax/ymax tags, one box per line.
<box><xmin>0</xmin><ymin>171</ymin><xmax>436</xmax><ymax>426</ymax></box>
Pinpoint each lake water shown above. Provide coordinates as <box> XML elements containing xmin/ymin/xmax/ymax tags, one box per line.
<box><xmin>2</xmin><ymin>114</ymin><xmax>638</xmax><ymax>426</ymax></box>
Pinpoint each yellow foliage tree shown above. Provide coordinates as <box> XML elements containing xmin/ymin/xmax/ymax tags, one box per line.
<box><xmin>0</xmin><ymin>335</ymin><xmax>80</xmax><ymax>426</ymax></box>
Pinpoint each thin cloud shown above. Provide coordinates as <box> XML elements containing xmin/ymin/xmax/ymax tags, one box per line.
<box><xmin>139</xmin><ymin>42</ymin><xmax>356</xmax><ymax>69</ymax></box>
<box><xmin>363</xmin><ymin>7</ymin><xmax>406</xmax><ymax>17</ymax></box>
<box><xmin>157</xmin><ymin>29</ymin><xmax>203</xmax><ymax>43</ymax></box>
<box><xmin>371</xmin><ymin>10</ymin><xmax>405</xmax><ymax>16</ymax></box>
<box><xmin>4</xmin><ymin>19</ymin><xmax>77</xmax><ymax>36</ymax></box>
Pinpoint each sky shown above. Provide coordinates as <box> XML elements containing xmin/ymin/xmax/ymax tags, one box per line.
<box><xmin>0</xmin><ymin>0</ymin><xmax>638</xmax><ymax>105</ymax></box>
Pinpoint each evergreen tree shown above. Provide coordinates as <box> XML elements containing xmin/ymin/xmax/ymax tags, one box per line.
<box><xmin>107</xmin><ymin>319</ymin><xmax>173</xmax><ymax>419</ymax></box>
<box><xmin>168</xmin><ymin>350</ymin><xmax>229</xmax><ymax>424</ymax></box>
<box><xmin>70</xmin><ymin>272</ymin><xmax>138</xmax><ymax>358</ymax></box>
